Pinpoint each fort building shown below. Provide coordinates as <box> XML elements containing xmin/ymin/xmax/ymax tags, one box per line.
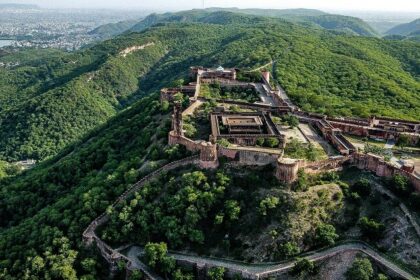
<box><xmin>191</xmin><ymin>66</ymin><xmax>237</xmax><ymax>80</ymax></box>
<box><xmin>210</xmin><ymin>110</ymin><xmax>285</xmax><ymax>148</ymax></box>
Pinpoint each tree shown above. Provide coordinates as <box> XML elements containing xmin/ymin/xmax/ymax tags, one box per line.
<box><xmin>207</xmin><ymin>267</ymin><xmax>225</xmax><ymax>280</ymax></box>
<box><xmin>256</xmin><ymin>137</ymin><xmax>265</xmax><ymax>146</ymax></box>
<box><xmin>265</xmin><ymin>137</ymin><xmax>280</xmax><ymax>148</ymax></box>
<box><xmin>171</xmin><ymin>79</ymin><xmax>185</xmax><ymax>88</ymax></box>
<box><xmin>214</xmin><ymin>213</ymin><xmax>224</xmax><ymax>225</ymax></box>
<box><xmin>377</xmin><ymin>274</ymin><xmax>388</xmax><ymax>280</ymax></box>
<box><xmin>283</xmin><ymin>114</ymin><xmax>300</xmax><ymax>128</ymax></box>
<box><xmin>144</xmin><ymin>242</ymin><xmax>175</xmax><ymax>276</ymax></box>
<box><xmin>291</xmin><ymin>258</ymin><xmax>315</xmax><ymax>278</ymax></box>
<box><xmin>306</xmin><ymin>143</ymin><xmax>318</xmax><ymax>161</ymax></box>
<box><xmin>128</xmin><ymin>270</ymin><xmax>143</xmax><ymax>280</ymax></box>
<box><xmin>345</xmin><ymin>257</ymin><xmax>374</xmax><ymax>280</ymax></box>
<box><xmin>217</xmin><ymin>139</ymin><xmax>231</xmax><ymax>147</ymax></box>
<box><xmin>294</xmin><ymin>169</ymin><xmax>308</xmax><ymax>192</ymax></box>
<box><xmin>389</xmin><ymin>174</ymin><xmax>412</xmax><ymax>197</ymax></box>
<box><xmin>358</xmin><ymin>217</ymin><xmax>385</xmax><ymax>240</ymax></box>
<box><xmin>314</xmin><ymin>223</ymin><xmax>339</xmax><ymax>246</ymax></box>
<box><xmin>278</xmin><ymin>241</ymin><xmax>300</xmax><ymax>258</ymax></box>
<box><xmin>225</xmin><ymin>200</ymin><xmax>241</xmax><ymax>220</ymax></box>
<box><xmin>80</xmin><ymin>258</ymin><xmax>96</xmax><ymax>275</ymax></box>
<box><xmin>173</xmin><ymin>269</ymin><xmax>194</xmax><ymax>280</ymax></box>
<box><xmin>161</xmin><ymin>100</ymin><xmax>170</xmax><ymax>112</ymax></box>
<box><xmin>259</xmin><ymin>195</ymin><xmax>280</xmax><ymax>216</ymax></box>
<box><xmin>173</xmin><ymin>92</ymin><xmax>185</xmax><ymax>103</ymax></box>
<box><xmin>183</xmin><ymin>123</ymin><xmax>197</xmax><ymax>138</ymax></box>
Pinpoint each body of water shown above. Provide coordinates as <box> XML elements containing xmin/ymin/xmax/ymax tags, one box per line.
<box><xmin>0</xmin><ymin>40</ymin><xmax>14</xmax><ymax>47</ymax></box>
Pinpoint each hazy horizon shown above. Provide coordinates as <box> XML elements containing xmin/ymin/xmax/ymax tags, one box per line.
<box><xmin>1</xmin><ymin>0</ymin><xmax>420</xmax><ymax>13</ymax></box>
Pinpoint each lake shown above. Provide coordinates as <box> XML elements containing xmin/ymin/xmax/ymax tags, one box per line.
<box><xmin>0</xmin><ymin>40</ymin><xmax>14</xmax><ymax>47</ymax></box>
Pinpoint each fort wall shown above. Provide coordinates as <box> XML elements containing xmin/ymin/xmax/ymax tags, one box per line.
<box><xmin>353</xmin><ymin>153</ymin><xmax>420</xmax><ymax>192</ymax></box>
<box><xmin>82</xmin><ymin>156</ymin><xmax>201</xmax><ymax>278</ymax></box>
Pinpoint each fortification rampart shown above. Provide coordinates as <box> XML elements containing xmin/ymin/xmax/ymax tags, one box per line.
<box><xmin>163</xmin><ymin>66</ymin><xmax>420</xmax><ymax>187</ymax></box>
<box><xmin>353</xmin><ymin>153</ymin><xmax>420</xmax><ymax>191</ymax></box>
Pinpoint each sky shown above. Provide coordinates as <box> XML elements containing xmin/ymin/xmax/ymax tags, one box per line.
<box><xmin>2</xmin><ymin>0</ymin><xmax>420</xmax><ymax>12</ymax></box>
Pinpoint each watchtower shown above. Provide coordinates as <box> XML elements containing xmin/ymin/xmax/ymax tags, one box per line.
<box><xmin>172</xmin><ymin>102</ymin><xmax>184</xmax><ymax>137</ymax></box>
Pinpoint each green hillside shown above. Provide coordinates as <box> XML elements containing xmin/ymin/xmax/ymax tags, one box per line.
<box><xmin>306</xmin><ymin>14</ymin><xmax>377</xmax><ymax>36</ymax></box>
<box><xmin>0</xmin><ymin>94</ymin><xmax>182</xmax><ymax>279</ymax></box>
<box><xmin>386</xmin><ymin>18</ymin><xmax>420</xmax><ymax>36</ymax></box>
<box><xmin>0</xmin><ymin>39</ymin><xmax>167</xmax><ymax>161</ymax></box>
<box><xmin>0</xmin><ymin>11</ymin><xmax>419</xmax><ymax>279</ymax></box>
<box><xmin>88</xmin><ymin>20</ymin><xmax>139</xmax><ymax>39</ymax></box>
<box><xmin>0</xmin><ymin>11</ymin><xmax>418</xmax><ymax>164</ymax></box>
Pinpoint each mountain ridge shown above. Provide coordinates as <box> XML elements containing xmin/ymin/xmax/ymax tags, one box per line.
<box><xmin>386</xmin><ymin>18</ymin><xmax>420</xmax><ymax>36</ymax></box>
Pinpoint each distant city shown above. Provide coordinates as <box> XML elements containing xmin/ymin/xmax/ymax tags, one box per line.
<box><xmin>0</xmin><ymin>5</ymin><xmax>147</xmax><ymax>50</ymax></box>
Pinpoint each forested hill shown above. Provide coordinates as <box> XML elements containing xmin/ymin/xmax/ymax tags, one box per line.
<box><xmin>203</xmin><ymin>8</ymin><xmax>378</xmax><ymax>36</ymax></box>
<box><xmin>129</xmin><ymin>9</ymin><xmax>378</xmax><ymax>36</ymax></box>
<box><xmin>386</xmin><ymin>18</ymin><xmax>420</xmax><ymax>36</ymax></box>
<box><xmin>0</xmin><ymin>11</ymin><xmax>419</xmax><ymax>162</ymax></box>
<box><xmin>0</xmin><ymin>11</ymin><xmax>419</xmax><ymax>279</ymax></box>
<box><xmin>88</xmin><ymin>19</ymin><xmax>139</xmax><ymax>39</ymax></box>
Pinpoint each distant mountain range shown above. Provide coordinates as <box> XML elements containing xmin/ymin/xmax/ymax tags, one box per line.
<box><xmin>0</xmin><ymin>3</ymin><xmax>39</xmax><ymax>9</ymax></box>
<box><xmin>386</xmin><ymin>18</ymin><xmax>420</xmax><ymax>36</ymax></box>
<box><xmin>90</xmin><ymin>8</ymin><xmax>379</xmax><ymax>38</ymax></box>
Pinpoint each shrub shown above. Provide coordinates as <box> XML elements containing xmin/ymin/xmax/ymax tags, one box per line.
<box><xmin>291</xmin><ymin>258</ymin><xmax>315</xmax><ymax>278</ymax></box>
<box><xmin>358</xmin><ymin>217</ymin><xmax>385</xmax><ymax>240</ymax></box>
<box><xmin>388</xmin><ymin>174</ymin><xmax>412</xmax><ymax>197</ymax></box>
<box><xmin>345</xmin><ymin>257</ymin><xmax>373</xmax><ymax>280</ymax></box>
<box><xmin>207</xmin><ymin>267</ymin><xmax>225</xmax><ymax>280</ymax></box>
<box><xmin>259</xmin><ymin>195</ymin><xmax>280</xmax><ymax>216</ymax></box>
<box><xmin>278</xmin><ymin>241</ymin><xmax>300</xmax><ymax>258</ymax></box>
<box><xmin>283</xmin><ymin>114</ymin><xmax>300</xmax><ymax>128</ymax></box>
<box><xmin>265</xmin><ymin>137</ymin><xmax>280</xmax><ymax>148</ymax></box>
<box><xmin>256</xmin><ymin>137</ymin><xmax>265</xmax><ymax>146</ymax></box>
<box><xmin>314</xmin><ymin>223</ymin><xmax>339</xmax><ymax>247</ymax></box>
<box><xmin>294</xmin><ymin>169</ymin><xmax>308</xmax><ymax>192</ymax></box>
<box><xmin>216</xmin><ymin>139</ymin><xmax>231</xmax><ymax>148</ymax></box>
